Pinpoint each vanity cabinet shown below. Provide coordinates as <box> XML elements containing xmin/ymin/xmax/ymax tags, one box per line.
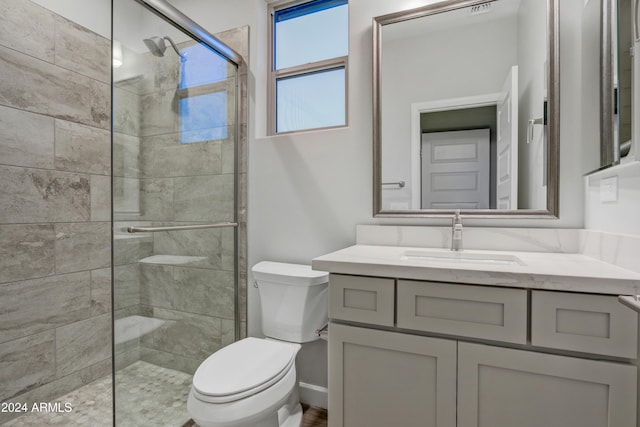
<box><xmin>457</xmin><ymin>342</ymin><xmax>636</xmax><ymax>427</ymax></box>
<box><xmin>328</xmin><ymin>274</ymin><xmax>639</xmax><ymax>427</ymax></box>
<box><xmin>329</xmin><ymin>323</ymin><xmax>457</xmax><ymax>427</ymax></box>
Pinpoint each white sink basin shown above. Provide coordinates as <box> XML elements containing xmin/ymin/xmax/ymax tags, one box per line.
<box><xmin>401</xmin><ymin>250</ymin><xmax>524</xmax><ymax>266</ymax></box>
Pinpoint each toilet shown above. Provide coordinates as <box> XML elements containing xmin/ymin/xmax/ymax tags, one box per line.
<box><xmin>187</xmin><ymin>261</ymin><xmax>329</xmax><ymax>427</ymax></box>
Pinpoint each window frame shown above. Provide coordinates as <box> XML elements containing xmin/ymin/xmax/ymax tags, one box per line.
<box><xmin>268</xmin><ymin>0</ymin><xmax>349</xmax><ymax>135</ymax></box>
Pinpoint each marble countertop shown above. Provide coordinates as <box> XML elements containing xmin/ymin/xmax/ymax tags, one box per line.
<box><xmin>312</xmin><ymin>245</ymin><xmax>640</xmax><ymax>296</ymax></box>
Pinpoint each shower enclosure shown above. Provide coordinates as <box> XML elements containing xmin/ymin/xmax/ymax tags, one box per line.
<box><xmin>112</xmin><ymin>0</ymin><xmax>246</xmax><ymax>425</ymax></box>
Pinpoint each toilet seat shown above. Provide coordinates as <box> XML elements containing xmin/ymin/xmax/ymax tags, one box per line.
<box><xmin>188</xmin><ymin>355</ymin><xmax>300</xmax><ymax>427</ymax></box>
<box><xmin>192</xmin><ymin>338</ymin><xmax>299</xmax><ymax>404</ymax></box>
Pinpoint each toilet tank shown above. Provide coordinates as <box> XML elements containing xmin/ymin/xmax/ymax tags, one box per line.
<box><xmin>252</xmin><ymin>261</ymin><xmax>328</xmax><ymax>343</ymax></box>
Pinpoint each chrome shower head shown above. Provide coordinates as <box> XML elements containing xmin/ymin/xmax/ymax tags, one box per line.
<box><xmin>143</xmin><ymin>36</ymin><xmax>167</xmax><ymax>57</ymax></box>
<box><xmin>143</xmin><ymin>35</ymin><xmax>185</xmax><ymax>61</ymax></box>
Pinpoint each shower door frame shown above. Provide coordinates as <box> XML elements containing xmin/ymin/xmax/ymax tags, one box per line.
<box><xmin>135</xmin><ymin>0</ymin><xmax>243</xmax><ymax>66</ymax></box>
<box><xmin>112</xmin><ymin>0</ymin><xmax>245</xmax><ymax>424</ymax></box>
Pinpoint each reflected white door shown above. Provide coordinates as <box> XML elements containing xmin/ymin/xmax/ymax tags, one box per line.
<box><xmin>496</xmin><ymin>65</ymin><xmax>519</xmax><ymax>209</ymax></box>
<box><xmin>421</xmin><ymin>129</ymin><xmax>490</xmax><ymax>209</ymax></box>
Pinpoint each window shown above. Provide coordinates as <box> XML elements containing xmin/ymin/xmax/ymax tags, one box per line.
<box><xmin>179</xmin><ymin>43</ymin><xmax>232</xmax><ymax>144</ymax></box>
<box><xmin>270</xmin><ymin>0</ymin><xmax>348</xmax><ymax>134</ymax></box>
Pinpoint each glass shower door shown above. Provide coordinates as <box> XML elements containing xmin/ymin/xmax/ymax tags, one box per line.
<box><xmin>112</xmin><ymin>0</ymin><xmax>239</xmax><ymax>425</ymax></box>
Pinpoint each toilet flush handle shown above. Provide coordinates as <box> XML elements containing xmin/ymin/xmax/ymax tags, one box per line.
<box><xmin>315</xmin><ymin>323</ymin><xmax>329</xmax><ymax>339</ymax></box>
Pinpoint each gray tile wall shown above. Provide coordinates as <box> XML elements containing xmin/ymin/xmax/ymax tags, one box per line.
<box><xmin>0</xmin><ymin>0</ymin><xmax>111</xmax><ymax>423</ymax></box>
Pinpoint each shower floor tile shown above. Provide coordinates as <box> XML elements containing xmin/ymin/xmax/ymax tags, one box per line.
<box><xmin>3</xmin><ymin>375</ymin><xmax>112</xmax><ymax>427</ymax></box>
<box><xmin>4</xmin><ymin>361</ymin><xmax>327</xmax><ymax>427</ymax></box>
<box><xmin>4</xmin><ymin>361</ymin><xmax>192</xmax><ymax>427</ymax></box>
<box><xmin>115</xmin><ymin>361</ymin><xmax>193</xmax><ymax>427</ymax></box>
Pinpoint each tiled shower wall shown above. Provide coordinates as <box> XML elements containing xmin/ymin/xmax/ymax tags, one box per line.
<box><xmin>113</xmin><ymin>28</ymin><xmax>249</xmax><ymax>374</ymax></box>
<box><xmin>0</xmin><ymin>0</ymin><xmax>111</xmax><ymax>424</ymax></box>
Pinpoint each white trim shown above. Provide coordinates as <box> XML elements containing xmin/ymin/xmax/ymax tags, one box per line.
<box><xmin>410</xmin><ymin>93</ymin><xmax>502</xmax><ymax>209</ymax></box>
<box><xmin>299</xmin><ymin>381</ymin><xmax>328</xmax><ymax>409</ymax></box>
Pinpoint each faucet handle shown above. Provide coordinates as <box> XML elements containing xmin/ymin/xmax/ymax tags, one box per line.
<box><xmin>451</xmin><ymin>210</ymin><xmax>463</xmax><ymax>251</ymax></box>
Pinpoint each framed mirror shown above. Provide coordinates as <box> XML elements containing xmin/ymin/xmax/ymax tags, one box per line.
<box><xmin>583</xmin><ymin>0</ymin><xmax>634</xmax><ymax>173</ymax></box>
<box><xmin>373</xmin><ymin>0</ymin><xmax>559</xmax><ymax>218</ymax></box>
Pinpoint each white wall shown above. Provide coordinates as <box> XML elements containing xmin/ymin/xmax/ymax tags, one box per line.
<box><xmin>165</xmin><ymin>0</ymin><xmax>587</xmax><ymax>394</ymax></box>
<box><xmin>517</xmin><ymin>0</ymin><xmax>547</xmax><ymax>209</ymax></box>
<box><xmin>585</xmin><ymin>161</ymin><xmax>640</xmax><ymax>235</ymax></box>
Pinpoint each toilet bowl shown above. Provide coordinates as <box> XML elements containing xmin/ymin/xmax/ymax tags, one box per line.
<box><xmin>188</xmin><ymin>262</ymin><xmax>329</xmax><ymax>427</ymax></box>
<box><xmin>188</xmin><ymin>338</ymin><xmax>302</xmax><ymax>427</ymax></box>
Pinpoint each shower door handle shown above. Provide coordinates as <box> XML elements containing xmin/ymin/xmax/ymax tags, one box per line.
<box><xmin>127</xmin><ymin>222</ymin><xmax>238</xmax><ymax>233</ymax></box>
<box><xmin>636</xmin><ymin>0</ymin><xmax>640</xmax><ymax>41</ymax></box>
<box><xmin>527</xmin><ymin>117</ymin><xmax>544</xmax><ymax>144</ymax></box>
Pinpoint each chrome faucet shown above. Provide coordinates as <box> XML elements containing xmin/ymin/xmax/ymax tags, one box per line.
<box><xmin>451</xmin><ymin>210</ymin><xmax>463</xmax><ymax>251</ymax></box>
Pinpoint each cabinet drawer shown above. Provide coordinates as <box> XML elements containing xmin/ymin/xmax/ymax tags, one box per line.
<box><xmin>531</xmin><ymin>291</ymin><xmax>638</xmax><ymax>358</ymax></box>
<box><xmin>329</xmin><ymin>274</ymin><xmax>394</xmax><ymax>326</ymax></box>
<box><xmin>397</xmin><ymin>280</ymin><xmax>527</xmax><ymax>344</ymax></box>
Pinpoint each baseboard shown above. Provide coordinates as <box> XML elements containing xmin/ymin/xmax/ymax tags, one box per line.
<box><xmin>299</xmin><ymin>381</ymin><xmax>328</xmax><ymax>409</ymax></box>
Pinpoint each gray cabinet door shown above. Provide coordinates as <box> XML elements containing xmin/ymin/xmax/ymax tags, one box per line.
<box><xmin>329</xmin><ymin>323</ymin><xmax>457</xmax><ymax>427</ymax></box>
<box><xmin>457</xmin><ymin>342</ymin><xmax>637</xmax><ymax>427</ymax></box>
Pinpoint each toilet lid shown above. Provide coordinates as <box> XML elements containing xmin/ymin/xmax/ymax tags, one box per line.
<box><xmin>192</xmin><ymin>338</ymin><xmax>298</xmax><ymax>402</ymax></box>
<box><xmin>252</xmin><ymin>261</ymin><xmax>328</xmax><ymax>286</ymax></box>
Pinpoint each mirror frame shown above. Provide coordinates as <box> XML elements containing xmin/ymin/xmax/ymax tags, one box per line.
<box><xmin>598</xmin><ymin>0</ymin><xmax>632</xmax><ymax>168</ymax></box>
<box><xmin>373</xmin><ymin>0</ymin><xmax>560</xmax><ymax>218</ymax></box>
<box><xmin>600</xmin><ymin>0</ymin><xmax>616</xmax><ymax>167</ymax></box>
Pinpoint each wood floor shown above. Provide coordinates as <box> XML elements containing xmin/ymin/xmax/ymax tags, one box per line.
<box><xmin>183</xmin><ymin>404</ymin><xmax>328</xmax><ymax>427</ymax></box>
<box><xmin>301</xmin><ymin>403</ymin><xmax>329</xmax><ymax>427</ymax></box>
